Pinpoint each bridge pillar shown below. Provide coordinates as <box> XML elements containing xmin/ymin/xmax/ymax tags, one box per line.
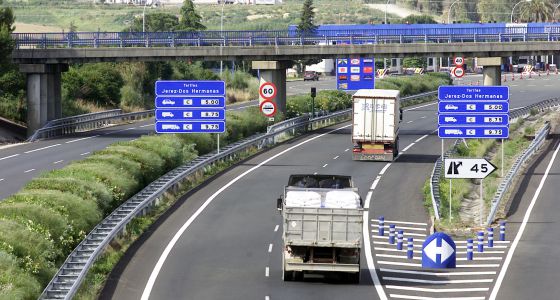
<box><xmin>19</xmin><ymin>64</ymin><xmax>68</xmax><ymax>136</ymax></box>
<box><xmin>252</xmin><ymin>61</ymin><xmax>290</xmax><ymax>117</ymax></box>
<box><xmin>477</xmin><ymin>57</ymin><xmax>502</xmax><ymax>86</ymax></box>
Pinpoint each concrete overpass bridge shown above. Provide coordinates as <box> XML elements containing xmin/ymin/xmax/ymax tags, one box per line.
<box><xmin>11</xmin><ymin>28</ymin><xmax>560</xmax><ymax>135</ymax></box>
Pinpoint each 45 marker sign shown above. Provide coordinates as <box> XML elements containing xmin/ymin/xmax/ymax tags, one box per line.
<box><xmin>259</xmin><ymin>82</ymin><xmax>277</xmax><ymax>101</ymax></box>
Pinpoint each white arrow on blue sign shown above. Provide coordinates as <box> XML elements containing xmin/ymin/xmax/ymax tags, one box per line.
<box><xmin>422</xmin><ymin>232</ymin><xmax>456</xmax><ymax>268</ymax></box>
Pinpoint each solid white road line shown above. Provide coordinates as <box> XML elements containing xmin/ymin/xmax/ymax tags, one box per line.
<box><xmin>390</xmin><ymin>294</ymin><xmax>485</xmax><ymax>300</ymax></box>
<box><xmin>274</xmin><ymin>225</ymin><xmax>279</xmax><ymax>232</ymax></box>
<box><xmin>490</xmin><ymin>138</ymin><xmax>560</xmax><ymax>300</ymax></box>
<box><xmin>268</xmin><ymin>244</ymin><xmax>273</xmax><ymax>253</ymax></box>
<box><xmin>402</xmin><ymin>143</ymin><xmax>415</xmax><ymax>152</ymax></box>
<box><xmin>376</xmin><ymin>254</ymin><xmax>420</xmax><ymax>260</ymax></box>
<box><xmin>24</xmin><ymin>169</ymin><xmax>35</xmax><ymax>173</ymax></box>
<box><xmin>24</xmin><ymin>144</ymin><xmax>61</xmax><ymax>154</ymax></box>
<box><xmin>0</xmin><ymin>154</ymin><xmax>19</xmax><ymax>161</ymax></box>
<box><xmin>53</xmin><ymin>160</ymin><xmax>64</xmax><ymax>164</ymax></box>
<box><xmin>457</xmin><ymin>257</ymin><xmax>502</xmax><ymax>261</ymax></box>
<box><xmin>364</xmin><ymin>183</ymin><xmax>388</xmax><ymax>300</ymax></box>
<box><xmin>458</xmin><ymin>264</ymin><xmax>500</xmax><ymax>268</ymax></box>
<box><xmin>414</xmin><ymin>134</ymin><xmax>429</xmax><ymax>143</ymax></box>
<box><xmin>405</xmin><ymin>102</ymin><xmax>436</xmax><ymax>111</ymax></box>
<box><xmin>333</xmin><ymin>155</ymin><xmax>339</xmax><ymax>160</ymax></box>
<box><xmin>80</xmin><ymin>152</ymin><xmax>90</xmax><ymax>156</ymax></box>
<box><xmin>371</xmin><ymin>220</ymin><xmax>428</xmax><ymax>226</ymax></box>
<box><xmin>370</xmin><ymin>176</ymin><xmax>382</xmax><ymax>190</ymax></box>
<box><xmin>377</xmin><ymin>261</ymin><xmax>421</xmax><ymax>267</ymax></box>
<box><xmin>65</xmin><ymin>135</ymin><xmax>100</xmax><ymax>144</ymax></box>
<box><xmin>140</xmin><ymin>125</ymin><xmax>352</xmax><ymax>300</ymax></box>
<box><xmin>383</xmin><ymin>277</ymin><xmax>493</xmax><ymax>284</ymax></box>
<box><xmin>456</xmin><ymin>245</ymin><xmax>507</xmax><ymax>249</ymax></box>
<box><xmin>371</xmin><ymin>224</ymin><xmax>426</xmax><ymax>232</ymax></box>
<box><xmin>265</xmin><ymin>267</ymin><xmax>269</xmax><ymax>277</ymax></box>
<box><xmin>380</xmin><ymin>268</ymin><xmax>496</xmax><ymax>276</ymax></box>
<box><xmin>371</xmin><ymin>230</ymin><xmax>426</xmax><ymax>237</ymax></box>
<box><xmin>386</xmin><ymin>285</ymin><xmax>489</xmax><ymax>292</ymax></box>
<box><xmin>379</xmin><ymin>163</ymin><xmax>392</xmax><ymax>175</ymax></box>
<box><xmin>322</xmin><ymin>164</ymin><xmax>328</xmax><ymax>168</ymax></box>
<box><xmin>374</xmin><ymin>247</ymin><xmax>421</xmax><ymax>253</ymax></box>
<box><xmin>374</xmin><ymin>242</ymin><xmax>422</xmax><ymax>248</ymax></box>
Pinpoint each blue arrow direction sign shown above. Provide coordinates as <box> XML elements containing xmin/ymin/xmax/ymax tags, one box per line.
<box><xmin>438</xmin><ymin>86</ymin><xmax>509</xmax><ymax>101</ymax></box>
<box><xmin>156</xmin><ymin>109</ymin><xmax>225</xmax><ymax>121</ymax></box>
<box><xmin>155</xmin><ymin>121</ymin><xmax>225</xmax><ymax>133</ymax></box>
<box><xmin>422</xmin><ymin>232</ymin><xmax>456</xmax><ymax>268</ymax></box>
<box><xmin>438</xmin><ymin>114</ymin><xmax>509</xmax><ymax>126</ymax></box>
<box><xmin>438</xmin><ymin>126</ymin><xmax>509</xmax><ymax>139</ymax></box>
<box><xmin>155</xmin><ymin>80</ymin><xmax>225</xmax><ymax>97</ymax></box>
<box><xmin>438</xmin><ymin>101</ymin><xmax>509</xmax><ymax>113</ymax></box>
<box><xmin>155</xmin><ymin>96</ymin><xmax>226</xmax><ymax>108</ymax></box>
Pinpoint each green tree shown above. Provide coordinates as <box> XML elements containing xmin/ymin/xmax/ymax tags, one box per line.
<box><xmin>63</xmin><ymin>63</ymin><xmax>124</xmax><ymax>107</ymax></box>
<box><xmin>177</xmin><ymin>0</ymin><xmax>206</xmax><ymax>31</ymax></box>
<box><xmin>129</xmin><ymin>12</ymin><xmax>179</xmax><ymax>32</ymax></box>
<box><xmin>519</xmin><ymin>0</ymin><xmax>554</xmax><ymax>22</ymax></box>
<box><xmin>401</xmin><ymin>14</ymin><xmax>437</xmax><ymax>24</ymax></box>
<box><xmin>297</xmin><ymin>0</ymin><xmax>318</xmax><ymax>35</ymax></box>
<box><xmin>477</xmin><ymin>0</ymin><xmax>513</xmax><ymax>22</ymax></box>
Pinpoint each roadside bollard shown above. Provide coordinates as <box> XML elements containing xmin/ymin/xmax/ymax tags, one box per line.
<box><xmin>407</xmin><ymin>238</ymin><xmax>414</xmax><ymax>259</ymax></box>
<box><xmin>379</xmin><ymin>216</ymin><xmax>385</xmax><ymax>236</ymax></box>
<box><xmin>477</xmin><ymin>231</ymin><xmax>484</xmax><ymax>253</ymax></box>
<box><xmin>389</xmin><ymin>224</ymin><xmax>396</xmax><ymax>244</ymax></box>
<box><xmin>500</xmin><ymin>222</ymin><xmax>506</xmax><ymax>241</ymax></box>
<box><xmin>488</xmin><ymin>228</ymin><xmax>494</xmax><ymax>248</ymax></box>
<box><xmin>467</xmin><ymin>239</ymin><xmax>474</xmax><ymax>260</ymax></box>
<box><xmin>397</xmin><ymin>230</ymin><xmax>404</xmax><ymax>250</ymax></box>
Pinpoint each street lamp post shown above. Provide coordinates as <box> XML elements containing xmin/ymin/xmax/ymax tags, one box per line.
<box><xmin>142</xmin><ymin>0</ymin><xmax>150</xmax><ymax>33</ymax></box>
<box><xmin>448</xmin><ymin>0</ymin><xmax>461</xmax><ymax>24</ymax></box>
<box><xmin>220</xmin><ymin>1</ymin><xmax>226</xmax><ymax>74</ymax></box>
<box><xmin>384</xmin><ymin>0</ymin><xmax>390</xmax><ymax>24</ymax></box>
<box><xmin>511</xmin><ymin>0</ymin><xmax>532</xmax><ymax>23</ymax></box>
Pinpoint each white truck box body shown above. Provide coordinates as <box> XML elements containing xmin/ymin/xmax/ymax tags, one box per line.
<box><xmin>352</xmin><ymin>89</ymin><xmax>400</xmax><ymax>143</ymax></box>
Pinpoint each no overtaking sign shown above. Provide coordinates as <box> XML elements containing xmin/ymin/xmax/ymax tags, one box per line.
<box><xmin>260</xmin><ymin>100</ymin><xmax>277</xmax><ymax>117</ymax></box>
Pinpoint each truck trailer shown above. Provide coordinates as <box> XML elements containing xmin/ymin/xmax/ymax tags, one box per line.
<box><xmin>352</xmin><ymin>89</ymin><xmax>402</xmax><ymax>161</ymax></box>
<box><xmin>277</xmin><ymin>174</ymin><xmax>363</xmax><ymax>283</ymax></box>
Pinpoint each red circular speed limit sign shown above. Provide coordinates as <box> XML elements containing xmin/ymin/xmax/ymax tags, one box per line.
<box><xmin>259</xmin><ymin>82</ymin><xmax>277</xmax><ymax>100</ymax></box>
<box><xmin>454</xmin><ymin>56</ymin><xmax>464</xmax><ymax>66</ymax></box>
<box><xmin>453</xmin><ymin>67</ymin><xmax>464</xmax><ymax>78</ymax></box>
<box><xmin>260</xmin><ymin>100</ymin><xmax>277</xmax><ymax>117</ymax></box>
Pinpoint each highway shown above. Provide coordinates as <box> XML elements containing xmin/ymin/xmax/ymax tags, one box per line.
<box><xmin>491</xmin><ymin>128</ymin><xmax>560</xmax><ymax>299</ymax></box>
<box><xmin>0</xmin><ymin>79</ymin><xmax>328</xmax><ymax>200</ymax></box>
<box><xmin>101</xmin><ymin>75</ymin><xmax>560</xmax><ymax>300</ymax></box>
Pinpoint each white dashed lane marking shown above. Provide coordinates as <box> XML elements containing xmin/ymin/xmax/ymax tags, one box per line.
<box><xmin>53</xmin><ymin>160</ymin><xmax>64</xmax><ymax>164</ymax></box>
<box><xmin>65</xmin><ymin>135</ymin><xmax>99</xmax><ymax>144</ymax></box>
<box><xmin>24</xmin><ymin>169</ymin><xmax>35</xmax><ymax>173</ymax></box>
<box><xmin>268</xmin><ymin>244</ymin><xmax>273</xmax><ymax>253</ymax></box>
<box><xmin>0</xmin><ymin>154</ymin><xmax>19</xmax><ymax>161</ymax></box>
<box><xmin>24</xmin><ymin>144</ymin><xmax>61</xmax><ymax>154</ymax></box>
<box><xmin>274</xmin><ymin>225</ymin><xmax>279</xmax><ymax>232</ymax></box>
<box><xmin>80</xmin><ymin>152</ymin><xmax>90</xmax><ymax>156</ymax></box>
<box><xmin>322</xmin><ymin>164</ymin><xmax>328</xmax><ymax>168</ymax></box>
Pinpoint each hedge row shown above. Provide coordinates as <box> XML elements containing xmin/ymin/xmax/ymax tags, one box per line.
<box><xmin>0</xmin><ymin>107</ymin><xmax>267</xmax><ymax>299</ymax></box>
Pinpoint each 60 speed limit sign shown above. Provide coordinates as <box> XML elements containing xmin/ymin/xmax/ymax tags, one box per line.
<box><xmin>260</xmin><ymin>100</ymin><xmax>277</xmax><ymax>117</ymax></box>
<box><xmin>259</xmin><ymin>82</ymin><xmax>277</xmax><ymax>100</ymax></box>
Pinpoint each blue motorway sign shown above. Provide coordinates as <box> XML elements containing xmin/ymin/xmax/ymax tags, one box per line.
<box><xmin>438</xmin><ymin>86</ymin><xmax>509</xmax><ymax>101</ymax></box>
<box><xmin>438</xmin><ymin>114</ymin><xmax>509</xmax><ymax>126</ymax></box>
<box><xmin>422</xmin><ymin>232</ymin><xmax>456</xmax><ymax>268</ymax></box>
<box><xmin>155</xmin><ymin>96</ymin><xmax>226</xmax><ymax>108</ymax></box>
<box><xmin>155</xmin><ymin>121</ymin><xmax>225</xmax><ymax>133</ymax></box>
<box><xmin>438</xmin><ymin>101</ymin><xmax>509</xmax><ymax>113</ymax></box>
<box><xmin>155</xmin><ymin>80</ymin><xmax>226</xmax><ymax>97</ymax></box>
<box><xmin>336</xmin><ymin>57</ymin><xmax>375</xmax><ymax>90</ymax></box>
<box><xmin>438</xmin><ymin>126</ymin><xmax>509</xmax><ymax>139</ymax></box>
<box><xmin>156</xmin><ymin>109</ymin><xmax>225</xmax><ymax>121</ymax></box>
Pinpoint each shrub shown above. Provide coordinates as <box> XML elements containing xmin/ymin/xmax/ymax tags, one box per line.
<box><xmin>0</xmin><ymin>219</ymin><xmax>56</xmax><ymax>285</ymax></box>
<box><xmin>95</xmin><ymin>145</ymin><xmax>164</xmax><ymax>186</ymax></box>
<box><xmin>175</xmin><ymin>133</ymin><xmax>214</xmax><ymax>155</ymax></box>
<box><xmin>63</xmin><ymin>63</ymin><xmax>124</xmax><ymax>107</ymax></box>
<box><xmin>25</xmin><ymin>177</ymin><xmax>113</xmax><ymax>215</ymax></box>
<box><xmin>0</xmin><ymin>250</ymin><xmax>42</xmax><ymax>300</ymax></box>
<box><xmin>128</xmin><ymin>135</ymin><xmax>184</xmax><ymax>170</ymax></box>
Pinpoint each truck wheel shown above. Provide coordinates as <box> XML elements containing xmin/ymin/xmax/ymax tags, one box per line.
<box><xmin>282</xmin><ymin>271</ymin><xmax>294</xmax><ymax>281</ymax></box>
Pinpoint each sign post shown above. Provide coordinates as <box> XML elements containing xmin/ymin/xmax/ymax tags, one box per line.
<box><xmin>154</xmin><ymin>80</ymin><xmax>226</xmax><ymax>154</ymax></box>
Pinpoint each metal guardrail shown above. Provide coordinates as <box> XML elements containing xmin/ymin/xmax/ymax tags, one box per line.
<box><xmin>12</xmin><ymin>30</ymin><xmax>560</xmax><ymax>49</ymax></box>
<box><xmin>429</xmin><ymin>97</ymin><xmax>560</xmax><ymax>223</ymax></box>
<box><xmin>38</xmin><ymin>90</ymin><xmax>439</xmax><ymax>299</ymax></box>
<box><xmin>28</xmin><ymin>110</ymin><xmax>154</xmax><ymax>142</ymax></box>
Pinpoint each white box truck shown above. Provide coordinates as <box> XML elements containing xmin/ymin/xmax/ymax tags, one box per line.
<box><xmin>352</xmin><ymin>89</ymin><xmax>402</xmax><ymax>161</ymax></box>
<box><xmin>277</xmin><ymin>174</ymin><xmax>363</xmax><ymax>283</ymax></box>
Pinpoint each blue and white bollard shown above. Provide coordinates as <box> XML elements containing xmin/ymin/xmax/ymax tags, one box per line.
<box><xmin>379</xmin><ymin>216</ymin><xmax>385</xmax><ymax>236</ymax></box>
<box><xmin>467</xmin><ymin>239</ymin><xmax>474</xmax><ymax>260</ymax></box>
<box><xmin>488</xmin><ymin>228</ymin><xmax>494</xmax><ymax>248</ymax></box>
<box><xmin>397</xmin><ymin>230</ymin><xmax>404</xmax><ymax>250</ymax></box>
<box><xmin>477</xmin><ymin>231</ymin><xmax>484</xmax><ymax>253</ymax></box>
<box><xmin>389</xmin><ymin>224</ymin><xmax>396</xmax><ymax>244</ymax></box>
<box><xmin>407</xmin><ymin>238</ymin><xmax>414</xmax><ymax>259</ymax></box>
<box><xmin>500</xmin><ymin>222</ymin><xmax>506</xmax><ymax>241</ymax></box>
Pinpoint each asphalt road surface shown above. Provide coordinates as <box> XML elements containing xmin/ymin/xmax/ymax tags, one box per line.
<box><xmin>102</xmin><ymin>75</ymin><xmax>560</xmax><ymax>300</ymax></box>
